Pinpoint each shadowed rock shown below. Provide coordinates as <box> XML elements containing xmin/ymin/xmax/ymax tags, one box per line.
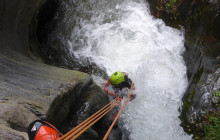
<box><xmin>0</xmin><ymin>0</ymin><xmax>109</xmax><ymax>139</ymax></box>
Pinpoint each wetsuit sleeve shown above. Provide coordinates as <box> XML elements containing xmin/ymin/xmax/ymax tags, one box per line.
<box><xmin>123</xmin><ymin>75</ymin><xmax>132</xmax><ymax>89</ymax></box>
<box><xmin>103</xmin><ymin>79</ymin><xmax>118</xmax><ymax>97</ymax></box>
<box><xmin>103</xmin><ymin>79</ymin><xmax>110</xmax><ymax>94</ymax></box>
<box><xmin>125</xmin><ymin>75</ymin><xmax>135</xmax><ymax>90</ymax></box>
<box><xmin>132</xmin><ymin>82</ymin><xmax>135</xmax><ymax>90</ymax></box>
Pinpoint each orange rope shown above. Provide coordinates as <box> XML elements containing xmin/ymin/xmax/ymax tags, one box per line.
<box><xmin>65</xmin><ymin>101</ymin><xmax>119</xmax><ymax>140</ymax></box>
<box><xmin>70</xmin><ymin>102</ymin><xmax>120</xmax><ymax>140</ymax></box>
<box><xmin>103</xmin><ymin>82</ymin><xmax>133</xmax><ymax>140</ymax></box>
<box><xmin>59</xmin><ymin>98</ymin><xmax>121</xmax><ymax>140</ymax></box>
<box><xmin>59</xmin><ymin>82</ymin><xmax>133</xmax><ymax>140</ymax></box>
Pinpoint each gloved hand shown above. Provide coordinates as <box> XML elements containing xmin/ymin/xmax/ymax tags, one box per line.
<box><xmin>130</xmin><ymin>94</ymin><xmax>136</xmax><ymax>101</ymax></box>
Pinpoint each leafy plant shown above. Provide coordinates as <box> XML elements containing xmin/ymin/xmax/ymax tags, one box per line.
<box><xmin>164</xmin><ymin>0</ymin><xmax>177</xmax><ymax>13</ymax></box>
<box><xmin>156</xmin><ymin>0</ymin><xmax>183</xmax><ymax>23</ymax></box>
<box><xmin>204</xmin><ymin>114</ymin><xmax>220</xmax><ymax>140</ymax></box>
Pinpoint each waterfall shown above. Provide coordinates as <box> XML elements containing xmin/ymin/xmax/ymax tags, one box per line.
<box><xmin>63</xmin><ymin>0</ymin><xmax>192</xmax><ymax>139</ymax></box>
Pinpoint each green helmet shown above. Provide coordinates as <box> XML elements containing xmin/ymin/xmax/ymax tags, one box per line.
<box><xmin>110</xmin><ymin>71</ymin><xmax>125</xmax><ymax>85</ymax></box>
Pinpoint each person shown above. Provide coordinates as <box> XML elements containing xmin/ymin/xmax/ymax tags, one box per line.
<box><xmin>28</xmin><ymin>120</ymin><xmax>62</xmax><ymax>140</ymax></box>
<box><xmin>103</xmin><ymin>71</ymin><xmax>136</xmax><ymax>100</ymax></box>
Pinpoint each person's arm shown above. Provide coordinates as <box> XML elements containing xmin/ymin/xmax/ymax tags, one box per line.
<box><xmin>129</xmin><ymin>80</ymin><xmax>136</xmax><ymax>100</ymax></box>
<box><xmin>103</xmin><ymin>79</ymin><xmax>118</xmax><ymax>97</ymax></box>
<box><xmin>132</xmin><ymin>82</ymin><xmax>135</xmax><ymax>90</ymax></box>
<box><xmin>130</xmin><ymin>94</ymin><xmax>136</xmax><ymax>100</ymax></box>
<box><xmin>122</xmin><ymin>72</ymin><xmax>136</xmax><ymax>100</ymax></box>
<box><xmin>125</xmin><ymin>74</ymin><xmax>135</xmax><ymax>91</ymax></box>
<box><xmin>103</xmin><ymin>79</ymin><xmax>110</xmax><ymax>93</ymax></box>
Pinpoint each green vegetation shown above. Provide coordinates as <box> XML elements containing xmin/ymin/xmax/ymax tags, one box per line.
<box><xmin>156</xmin><ymin>0</ymin><xmax>217</xmax><ymax>28</ymax></box>
<box><xmin>204</xmin><ymin>114</ymin><xmax>220</xmax><ymax>140</ymax></box>
<box><xmin>156</xmin><ymin>0</ymin><xmax>183</xmax><ymax>27</ymax></box>
<box><xmin>179</xmin><ymin>66</ymin><xmax>220</xmax><ymax>140</ymax></box>
<box><xmin>157</xmin><ymin>0</ymin><xmax>182</xmax><ymax>14</ymax></box>
<box><xmin>180</xmin><ymin>87</ymin><xmax>220</xmax><ymax>140</ymax></box>
<box><xmin>164</xmin><ymin>0</ymin><xmax>177</xmax><ymax>14</ymax></box>
<box><xmin>213</xmin><ymin>91</ymin><xmax>220</xmax><ymax>97</ymax></box>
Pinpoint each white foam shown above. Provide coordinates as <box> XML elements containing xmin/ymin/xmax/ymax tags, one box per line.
<box><xmin>68</xmin><ymin>0</ymin><xmax>192</xmax><ymax>139</ymax></box>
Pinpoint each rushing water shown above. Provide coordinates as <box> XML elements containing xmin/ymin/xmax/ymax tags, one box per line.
<box><xmin>62</xmin><ymin>0</ymin><xmax>192</xmax><ymax>139</ymax></box>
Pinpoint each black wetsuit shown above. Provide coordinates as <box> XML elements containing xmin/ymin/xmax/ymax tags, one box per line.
<box><xmin>112</xmin><ymin>75</ymin><xmax>132</xmax><ymax>92</ymax></box>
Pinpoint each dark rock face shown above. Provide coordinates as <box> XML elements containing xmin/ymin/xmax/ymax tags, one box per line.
<box><xmin>187</xmin><ymin>68</ymin><xmax>220</xmax><ymax>123</ymax></box>
<box><xmin>147</xmin><ymin>0</ymin><xmax>220</xmax><ymax>138</ymax></box>
<box><xmin>0</xmin><ymin>0</ymin><xmax>109</xmax><ymax>139</ymax></box>
<box><xmin>0</xmin><ymin>0</ymin><xmax>46</xmax><ymax>56</ymax></box>
<box><xmin>35</xmin><ymin>0</ymin><xmax>108</xmax><ymax>77</ymax></box>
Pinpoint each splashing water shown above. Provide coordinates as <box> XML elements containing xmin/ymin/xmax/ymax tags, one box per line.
<box><xmin>67</xmin><ymin>0</ymin><xmax>192</xmax><ymax>139</ymax></box>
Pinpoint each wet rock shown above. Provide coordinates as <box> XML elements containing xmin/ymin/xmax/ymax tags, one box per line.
<box><xmin>0</xmin><ymin>130</ymin><xmax>26</xmax><ymax>140</ymax></box>
<box><xmin>0</xmin><ymin>0</ymin><xmax>110</xmax><ymax>139</ymax></box>
<box><xmin>0</xmin><ymin>52</ymin><xmax>109</xmax><ymax>138</ymax></box>
<box><xmin>35</xmin><ymin>0</ymin><xmax>108</xmax><ymax>78</ymax></box>
<box><xmin>60</xmin><ymin>84</ymin><xmax>111</xmax><ymax>139</ymax></box>
<box><xmin>148</xmin><ymin>0</ymin><xmax>220</xmax><ymax>138</ymax></box>
<box><xmin>212</xmin><ymin>96</ymin><xmax>219</xmax><ymax>104</ymax></box>
<box><xmin>0</xmin><ymin>103</ymin><xmax>39</xmax><ymax>132</ymax></box>
<box><xmin>187</xmin><ymin>68</ymin><xmax>220</xmax><ymax>123</ymax></box>
<box><xmin>0</xmin><ymin>120</ymin><xmax>28</xmax><ymax>140</ymax></box>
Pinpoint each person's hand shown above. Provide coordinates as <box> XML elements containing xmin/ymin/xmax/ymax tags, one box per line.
<box><xmin>130</xmin><ymin>94</ymin><xmax>136</xmax><ymax>101</ymax></box>
<box><xmin>104</xmin><ymin>88</ymin><xmax>108</xmax><ymax>93</ymax></box>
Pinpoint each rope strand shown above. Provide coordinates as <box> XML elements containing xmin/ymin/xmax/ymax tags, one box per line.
<box><xmin>65</xmin><ymin>101</ymin><xmax>119</xmax><ymax>140</ymax></box>
<box><xmin>70</xmin><ymin>102</ymin><xmax>120</xmax><ymax>140</ymax></box>
<box><xmin>59</xmin><ymin>81</ymin><xmax>134</xmax><ymax>140</ymax></box>
<box><xmin>103</xmin><ymin>82</ymin><xmax>133</xmax><ymax>140</ymax></box>
<box><xmin>59</xmin><ymin>98</ymin><xmax>118</xmax><ymax>140</ymax></box>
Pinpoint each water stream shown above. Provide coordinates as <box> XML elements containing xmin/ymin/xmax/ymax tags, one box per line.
<box><xmin>58</xmin><ymin>0</ymin><xmax>192</xmax><ymax>139</ymax></box>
